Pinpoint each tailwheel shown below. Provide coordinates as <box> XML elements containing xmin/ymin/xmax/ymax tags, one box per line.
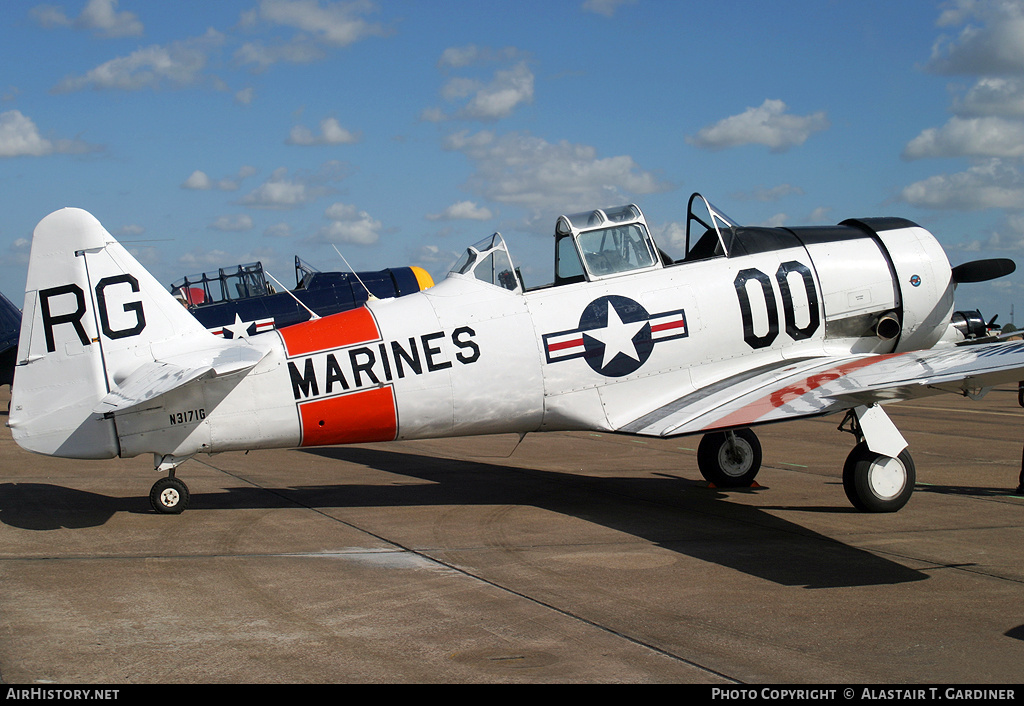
<box><xmin>150</xmin><ymin>476</ymin><xmax>190</xmax><ymax>514</ymax></box>
<box><xmin>843</xmin><ymin>442</ymin><xmax>915</xmax><ymax>513</ymax></box>
<box><xmin>697</xmin><ymin>428</ymin><xmax>762</xmax><ymax>487</ymax></box>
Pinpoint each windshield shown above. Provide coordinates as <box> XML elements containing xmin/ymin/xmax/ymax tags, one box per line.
<box><xmin>684</xmin><ymin>193</ymin><xmax>741</xmax><ymax>260</ymax></box>
<box><xmin>554</xmin><ymin>203</ymin><xmax>660</xmax><ymax>281</ymax></box>
<box><xmin>449</xmin><ymin>233</ymin><xmax>521</xmax><ymax>292</ymax></box>
<box><xmin>577</xmin><ymin>223</ymin><xmax>656</xmax><ymax>275</ymax></box>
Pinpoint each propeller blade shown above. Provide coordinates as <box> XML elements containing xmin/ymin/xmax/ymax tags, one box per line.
<box><xmin>951</xmin><ymin>258</ymin><xmax>1016</xmax><ymax>284</ymax></box>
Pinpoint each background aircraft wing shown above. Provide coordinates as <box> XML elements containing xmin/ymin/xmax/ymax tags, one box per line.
<box><xmin>620</xmin><ymin>340</ymin><xmax>1024</xmax><ymax>438</ymax></box>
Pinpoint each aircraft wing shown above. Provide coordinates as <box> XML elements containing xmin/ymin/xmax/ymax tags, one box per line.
<box><xmin>93</xmin><ymin>343</ymin><xmax>269</xmax><ymax>415</ymax></box>
<box><xmin>621</xmin><ymin>340</ymin><xmax>1024</xmax><ymax>438</ymax></box>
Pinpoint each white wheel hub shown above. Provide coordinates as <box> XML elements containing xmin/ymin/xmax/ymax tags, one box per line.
<box><xmin>159</xmin><ymin>488</ymin><xmax>180</xmax><ymax>507</ymax></box>
<box><xmin>867</xmin><ymin>456</ymin><xmax>906</xmax><ymax>500</ymax></box>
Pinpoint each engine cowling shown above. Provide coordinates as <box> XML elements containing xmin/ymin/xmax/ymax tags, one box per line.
<box><xmin>845</xmin><ymin>218</ymin><xmax>955</xmax><ymax>353</ymax></box>
<box><xmin>784</xmin><ymin>217</ymin><xmax>953</xmax><ymax>354</ymax></box>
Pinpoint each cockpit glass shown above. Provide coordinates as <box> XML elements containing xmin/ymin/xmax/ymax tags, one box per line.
<box><xmin>448</xmin><ymin>233</ymin><xmax>521</xmax><ymax>292</ymax></box>
<box><xmin>685</xmin><ymin>193</ymin><xmax>741</xmax><ymax>260</ymax></box>
<box><xmin>451</xmin><ymin>249</ymin><xmax>476</xmax><ymax>275</ymax></box>
<box><xmin>577</xmin><ymin>223</ymin><xmax>656</xmax><ymax>276</ymax></box>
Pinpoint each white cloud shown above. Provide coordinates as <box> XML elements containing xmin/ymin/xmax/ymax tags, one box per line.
<box><xmin>235</xmin><ymin>87</ymin><xmax>256</xmax><ymax>105</ymax></box>
<box><xmin>899</xmin><ymin>158</ymin><xmax>1024</xmax><ymax>210</ymax></box>
<box><xmin>235</xmin><ymin>0</ymin><xmax>390</xmax><ymax>70</ymax></box>
<box><xmin>460</xmin><ymin>63</ymin><xmax>534</xmax><ymax>121</ymax></box>
<box><xmin>264</xmin><ymin>222</ymin><xmax>294</xmax><ymax>238</ymax></box>
<box><xmin>116</xmin><ymin>224</ymin><xmax>145</xmax><ymax>237</ymax></box>
<box><xmin>210</xmin><ymin>214</ymin><xmax>255</xmax><ymax>232</ymax></box>
<box><xmin>182</xmin><ymin>170</ymin><xmax>212</xmax><ymax>189</ymax></box>
<box><xmin>927</xmin><ymin>0</ymin><xmax>1024</xmax><ymax>75</ymax></box>
<box><xmin>758</xmin><ymin>213</ymin><xmax>789</xmax><ymax>228</ymax></box>
<box><xmin>182</xmin><ymin>166</ymin><xmax>257</xmax><ymax>191</ymax></box>
<box><xmin>313</xmin><ymin>202</ymin><xmax>382</xmax><ymax>244</ymax></box>
<box><xmin>443</xmin><ymin>130</ymin><xmax>670</xmax><ymax>216</ymax></box>
<box><xmin>437</xmin><ymin>45</ymin><xmax>523</xmax><ymax>69</ymax></box>
<box><xmin>0</xmin><ymin>110</ymin><xmax>93</xmax><ymax>157</ymax></box>
<box><xmin>953</xmin><ymin>212</ymin><xmax>1024</xmax><ymax>252</ymax></box>
<box><xmin>649</xmin><ymin>221</ymin><xmax>688</xmax><ymax>258</ymax></box>
<box><xmin>254</xmin><ymin>0</ymin><xmax>389</xmax><ymax>46</ymax></box>
<box><xmin>409</xmin><ymin>244</ymin><xmax>458</xmax><ymax>272</ymax></box>
<box><xmin>241</xmin><ymin>168</ymin><xmax>314</xmax><ymax>208</ymax></box>
<box><xmin>904</xmin><ymin>115</ymin><xmax>1024</xmax><ymax>159</ymax></box>
<box><xmin>687</xmin><ymin>99</ymin><xmax>829</xmax><ymax>152</ymax></box>
<box><xmin>53</xmin><ymin>29</ymin><xmax>223</xmax><ymax>92</ymax></box>
<box><xmin>955</xmin><ymin>77</ymin><xmax>1024</xmax><ymax>117</ymax></box>
<box><xmin>426</xmin><ymin>201</ymin><xmax>494</xmax><ymax>221</ymax></box>
<box><xmin>32</xmin><ymin>0</ymin><xmax>143</xmax><ymax>38</ymax></box>
<box><xmin>234</xmin><ymin>37</ymin><xmax>325</xmax><ymax>70</ymax></box>
<box><xmin>78</xmin><ymin>0</ymin><xmax>143</xmax><ymax>37</ymax></box>
<box><xmin>0</xmin><ymin>110</ymin><xmax>58</xmax><ymax>157</ymax></box>
<box><xmin>805</xmin><ymin>206</ymin><xmax>833</xmax><ymax>223</ymax></box>
<box><xmin>5</xmin><ymin>237</ymin><xmax>31</xmax><ymax>268</ymax></box>
<box><xmin>240</xmin><ymin>163</ymin><xmax>342</xmax><ymax>209</ymax></box>
<box><xmin>286</xmin><ymin>117</ymin><xmax>359</xmax><ymax>145</ymax></box>
<box><xmin>900</xmin><ymin>2</ymin><xmax>1024</xmax><ymax>216</ymax></box>
<box><xmin>178</xmin><ymin>246</ymin><xmax>280</xmax><ymax>271</ymax></box>
<box><xmin>177</xmin><ymin>248</ymin><xmax>236</xmax><ymax>269</ymax></box>
<box><xmin>31</xmin><ymin>5</ymin><xmax>72</xmax><ymax>29</ymax></box>
<box><xmin>418</xmin><ymin>106</ymin><xmax>446</xmax><ymax>123</ymax></box>
<box><xmin>430</xmin><ymin>46</ymin><xmax>534</xmax><ymax>122</ymax></box>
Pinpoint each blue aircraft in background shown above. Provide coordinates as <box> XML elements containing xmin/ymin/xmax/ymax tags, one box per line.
<box><xmin>169</xmin><ymin>256</ymin><xmax>434</xmax><ymax>339</ymax></box>
<box><xmin>0</xmin><ymin>290</ymin><xmax>20</xmax><ymax>389</ymax></box>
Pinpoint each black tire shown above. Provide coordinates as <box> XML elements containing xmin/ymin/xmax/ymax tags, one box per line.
<box><xmin>697</xmin><ymin>428</ymin><xmax>762</xmax><ymax>487</ymax></box>
<box><xmin>150</xmin><ymin>476</ymin><xmax>190</xmax><ymax>514</ymax></box>
<box><xmin>842</xmin><ymin>442</ymin><xmax>915</xmax><ymax>513</ymax></box>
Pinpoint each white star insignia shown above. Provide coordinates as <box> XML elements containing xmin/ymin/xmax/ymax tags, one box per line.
<box><xmin>587</xmin><ymin>302</ymin><xmax>647</xmax><ymax>369</ymax></box>
<box><xmin>222</xmin><ymin>313</ymin><xmax>252</xmax><ymax>340</ymax></box>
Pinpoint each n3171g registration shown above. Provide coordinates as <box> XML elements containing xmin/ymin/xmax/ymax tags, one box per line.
<box><xmin>169</xmin><ymin>409</ymin><xmax>205</xmax><ymax>425</ymax></box>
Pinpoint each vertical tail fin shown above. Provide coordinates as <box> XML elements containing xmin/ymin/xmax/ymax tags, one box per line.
<box><xmin>9</xmin><ymin>208</ymin><xmax>213</xmax><ymax>458</ymax></box>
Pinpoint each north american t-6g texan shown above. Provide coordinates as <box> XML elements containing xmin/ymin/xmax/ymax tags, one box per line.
<box><xmin>8</xmin><ymin>193</ymin><xmax>1023</xmax><ymax>514</ymax></box>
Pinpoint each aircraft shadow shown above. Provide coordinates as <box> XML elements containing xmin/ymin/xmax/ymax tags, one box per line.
<box><xmin>0</xmin><ymin>446</ymin><xmax>929</xmax><ymax>589</ymax></box>
<box><xmin>292</xmin><ymin>446</ymin><xmax>928</xmax><ymax>590</ymax></box>
<box><xmin>0</xmin><ymin>482</ymin><xmax>148</xmax><ymax>530</ymax></box>
<box><xmin>916</xmin><ymin>483</ymin><xmax>1023</xmax><ymax>498</ymax></box>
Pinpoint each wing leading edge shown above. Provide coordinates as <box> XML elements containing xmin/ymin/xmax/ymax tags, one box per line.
<box><xmin>620</xmin><ymin>340</ymin><xmax>1024</xmax><ymax>438</ymax></box>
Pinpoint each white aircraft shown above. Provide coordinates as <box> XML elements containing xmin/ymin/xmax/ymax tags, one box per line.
<box><xmin>8</xmin><ymin>195</ymin><xmax>1022</xmax><ymax>514</ymax></box>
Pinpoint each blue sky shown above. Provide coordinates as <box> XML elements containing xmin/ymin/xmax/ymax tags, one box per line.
<box><xmin>2</xmin><ymin>0</ymin><xmax>1024</xmax><ymax>323</ymax></box>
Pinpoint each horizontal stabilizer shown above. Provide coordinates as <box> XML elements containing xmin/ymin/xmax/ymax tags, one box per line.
<box><xmin>94</xmin><ymin>343</ymin><xmax>268</xmax><ymax>414</ymax></box>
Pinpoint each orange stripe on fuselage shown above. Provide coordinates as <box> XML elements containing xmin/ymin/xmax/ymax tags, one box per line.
<box><xmin>279</xmin><ymin>307</ymin><xmax>380</xmax><ymax>357</ymax></box>
<box><xmin>279</xmin><ymin>307</ymin><xmax>398</xmax><ymax>445</ymax></box>
<box><xmin>298</xmin><ymin>386</ymin><xmax>398</xmax><ymax>446</ymax></box>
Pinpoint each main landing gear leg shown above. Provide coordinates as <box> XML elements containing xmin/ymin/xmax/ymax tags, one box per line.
<box><xmin>149</xmin><ymin>454</ymin><xmax>191</xmax><ymax>514</ymax></box>
<box><xmin>838</xmin><ymin>406</ymin><xmax>915</xmax><ymax>513</ymax></box>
